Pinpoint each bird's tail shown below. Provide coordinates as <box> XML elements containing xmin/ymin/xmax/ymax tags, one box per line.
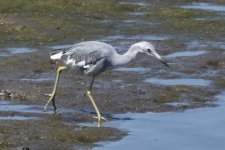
<box><xmin>50</xmin><ymin>48</ymin><xmax>64</xmax><ymax>56</ymax></box>
<box><xmin>50</xmin><ymin>48</ymin><xmax>64</xmax><ymax>60</ymax></box>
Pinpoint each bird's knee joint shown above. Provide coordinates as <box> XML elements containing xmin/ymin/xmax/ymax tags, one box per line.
<box><xmin>86</xmin><ymin>90</ymin><xmax>91</xmax><ymax>95</ymax></box>
<box><xmin>58</xmin><ymin>66</ymin><xmax>67</xmax><ymax>71</ymax></box>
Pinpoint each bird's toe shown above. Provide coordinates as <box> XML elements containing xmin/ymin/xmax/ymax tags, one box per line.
<box><xmin>43</xmin><ymin>93</ymin><xmax>53</xmax><ymax>97</ymax></box>
<box><xmin>92</xmin><ymin>115</ymin><xmax>108</xmax><ymax>122</ymax></box>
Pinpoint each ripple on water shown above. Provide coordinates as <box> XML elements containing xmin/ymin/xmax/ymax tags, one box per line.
<box><xmin>164</xmin><ymin>101</ymin><xmax>191</xmax><ymax>107</ymax></box>
<box><xmin>101</xmin><ymin>35</ymin><xmax>125</xmax><ymax>42</ymax></box>
<box><xmin>188</xmin><ymin>40</ymin><xmax>225</xmax><ymax>50</ymax></box>
<box><xmin>50</xmin><ymin>44</ymin><xmax>72</xmax><ymax>50</ymax></box>
<box><xmin>0</xmin><ymin>101</ymin><xmax>44</xmax><ymax>114</ymax></box>
<box><xmin>100</xmin><ymin>35</ymin><xmax>170</xmax><ymax>42</ymax></box>
<box><xmin>121</xmin><ymin>20</ymin><xmax>157</xmax><ymax>27</ymax></box>
<box><xmin>165</xmin><ymin>51</ymin><xmax>206</xmax><ymax>58</ymax></box>
<box><xmin>0</xmin><ymin>116</ymin><xmax>39</xmax><ymax>121</ymax></box>
<box><xmin>114</xmin><ymin>67</ymin><xmax>149</xmax><ymax>74</ymax></box>
<box><xmin>144</xmin><ymin>78</ymin><xmax>211</xmax><ymax>86</ymax></box>
<box><xmin>21</xmin><ymin>73</ymin><xmax>55</xmax><ymax>83</ymax></box>
<box><xmin>119</xmin><ymin>2</ymin><xmax>149</xmax><ymax>6</ymax></box>
<box><xmin>0</xmin><ymin>101</ymin><xmax>42</xmax><ymax>121</ymax></box>
<box><xmin>95</xmin><ymin>92</ymin><xmax>225</xmax><ymax>150</ymax></box>
<box><xmin>128</xmin><ymin>35</ymin><xmax>170</xmax><ymax>41</ymax></box>
<box><xmin>0</xmin><ymin>47</ymin><xmax>36</xmax><ymax>57</ymax></box>
<box><xmin>0</xmin><ymin>101</ymin><xmax>76</xmax><ymax>114</ymax></box>
<box><xmin>128</xmin><ymin>11</ymin><xmax>150</xmax><ymax>16</ymax></box>
<box><xmin>215</xmin><ymin>92</ymin><xmax>225</xmax><ymax>105</ymax></box>
<box><xmin>180</xmin><ymin>3</ymin><xmax>225</xmax><ymax>13</ymax></box>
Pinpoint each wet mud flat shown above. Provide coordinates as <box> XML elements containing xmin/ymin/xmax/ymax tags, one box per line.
<box><xmin>0</xmin><ymin>41</ymin><xmax>224</xmax><ymax>149</ymax></box>
<box><xmin>0</xmin><ymin>0</ymin><xmax>225</xmax><ymax>149</ymax></box>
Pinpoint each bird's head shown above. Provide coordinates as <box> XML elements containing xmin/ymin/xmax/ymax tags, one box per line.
<box><xmin>135</xmin><ymin>41</ymin><xmax>169</xmax><ymax>67</ymax></box>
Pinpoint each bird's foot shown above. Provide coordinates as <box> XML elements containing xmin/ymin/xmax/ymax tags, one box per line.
<box><xmin>92</xmin><ymin>115</ymin><xmax>108</xmax><ymax>127</ymax></box>
<box><xmin>43</xmin><ymin>93</ymin><xmax>56</xmax><ymax>112</ymax></box>
<box><xmin>92</xmin><ymin>115</ymin><xmax>108</xmax><ymax>122</ymax></box>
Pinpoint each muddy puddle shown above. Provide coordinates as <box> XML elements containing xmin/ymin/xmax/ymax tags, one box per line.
<box><xmin>0</xmin><ymin>0</ymin><xmax>225</xmax><ymax>149</ymax></box>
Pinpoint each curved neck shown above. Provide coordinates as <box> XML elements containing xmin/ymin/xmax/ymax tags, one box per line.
<box><xmin>111</xmin><ymin>45</ymin><xmax>139</xmax><ymax>67</ymax></box>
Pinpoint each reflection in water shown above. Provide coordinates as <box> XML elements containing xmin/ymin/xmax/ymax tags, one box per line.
<box><xmin>95</xmin><ymin>92</ymin><xmax>225</xmax><ymax>150</ymax></box>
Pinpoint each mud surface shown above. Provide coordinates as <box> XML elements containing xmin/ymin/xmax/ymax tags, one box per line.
<box><xmin>0</xmin><ymin>0</ymin><xmax>225</xmax><ymax>149</ymax></box>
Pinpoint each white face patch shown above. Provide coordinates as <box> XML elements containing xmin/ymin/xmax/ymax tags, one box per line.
<box><xmin>50</xmin><ymin>52</ymin><xmax>63</xmax><ymax>60</ymax></box>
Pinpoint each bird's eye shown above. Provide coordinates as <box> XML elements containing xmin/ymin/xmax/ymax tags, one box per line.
<box><xmin>147</xmin><ymin>49</ymin><xmax>151</xmax><ymax>53</ymax></box>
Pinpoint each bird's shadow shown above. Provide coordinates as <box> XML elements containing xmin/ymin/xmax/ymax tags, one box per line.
<box><xmin>80</xmin><ymin>109</ymin><xmax>132</xmax><ymax>121</ymax></box>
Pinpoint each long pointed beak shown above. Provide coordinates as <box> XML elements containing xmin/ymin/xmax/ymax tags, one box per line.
<box><xmin>152</xmin><ymin>51</ymin><xmax>170</xmax><ymax>67</ymax></box>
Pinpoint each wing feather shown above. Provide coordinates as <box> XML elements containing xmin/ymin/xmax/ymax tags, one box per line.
<box><xmin>60</xmin><ymin>41</ymin><xmax>115</xmax><ymax>69</ymax></box>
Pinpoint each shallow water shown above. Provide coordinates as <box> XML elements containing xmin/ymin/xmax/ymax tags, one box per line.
<box><xmin>119</xmin><ymin>1</ymin><xmax>149</xmax><ymax>6</ymax></box>
<box><xmin>164</xmin><ymin>101</ymin><xmax>191</xmax><ymax>107</ymax></box>
<box><xmin>127</xmin><ymin>35</ymin><xmax>171</xmax><ymax>41</ymax></box>
<box><xmin>0</xmin><ymin>47</ymin><xmax>36</xmax><ymax>57</ymax></box>
<box><xmin>0</xmin><ymin>101</ymin><xmax>46</xmax><ymax>114</ymax></box>
<box><xmin>50</xmin><ymin>44</ymin><xmax>72</xmax><ymax>50</ymax></box>
<box><xmin>0</xmin><ymin>116</ymin><xmax>39</xmax><ymax>121</ymax></box>
<box><xmin>144</xmin><ymin>78</ymin><xmax>211</xmax><ymax>87</ymax></box>
<box><xmin>180</xmin><ymin>3</ymin><xmax>225</xmax><ymax>13</ymax></box>
<box><xmin>114</xmin><ymin>67</ymin><xmax>149</xmax><ymax>74</ymax></box>
<box><xmin>96</xmin><ymin>92</ymin><xmax>225</xmax><ymax>150</ymax></box>
<box><xmin>100</xmin><ymin>34</ymin><xmax>169</xmax><ymax>42</ymax></box>
<box><xmin>165</xmin><ymin>51</ymin><xmax>206</xmax><ymax>58</ymax></box>
<box><xmin>21</xmin><ymin>73</ymin><xmax>55</xmax><ymax>82</ymax></box>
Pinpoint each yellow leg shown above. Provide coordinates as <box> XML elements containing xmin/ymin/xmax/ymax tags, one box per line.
<box><xmin>86</xmin><ymin>90</ymin><xmax>107</xmax><ymax>126</ymax></box>
<box><xmin>44</xmin><ymin>66</ymin><xmax>67</xmax><ymax>112</ymax></box>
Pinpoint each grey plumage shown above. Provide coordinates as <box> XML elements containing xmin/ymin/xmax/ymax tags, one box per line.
<box><xmin>51</xmin><ymin>41</ymin><xmax>117</xmax><ymax>75</ymax></box>
<box><xmin>50</xmin><ymin>41</ymin><xmax>169</xmax><ymax>76</ymax></box>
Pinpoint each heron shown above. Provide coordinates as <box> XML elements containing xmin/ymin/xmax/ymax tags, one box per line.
<box><xmin>44</xmin><ymin>41</ymin><xmax>169</xmax><ymax>124</ymax></box>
